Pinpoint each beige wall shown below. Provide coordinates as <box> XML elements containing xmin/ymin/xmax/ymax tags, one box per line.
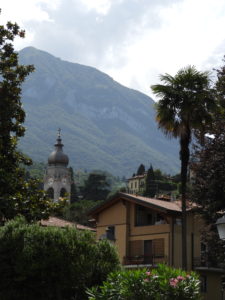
<box><xmin>95</xmin><ymin>199</ymin><xmax>202</xmax><ymax>270</ymax></box>
<box><xmin>173</xmin><ymin>214</ymin><xmax>202</xmax><ymax>270</ymax></box>
<box><xmin>198</xmin><ymin>270</ymin><xmax>223</xmax><ymax>300</ymax></box>
<box><xmin>96</xmin><ymin>200</ymin><xmax>128</xmax><ymax>263</ymax></box>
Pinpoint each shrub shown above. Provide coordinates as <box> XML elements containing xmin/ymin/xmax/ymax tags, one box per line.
<box><xmin>88</xmin><ymin>264</ymin><xmax>201</xmax><ymax>300</ymax></box>
<box><xmin>0</xmin><ymin>217</ymin><xmax>120</xmax><ymax>300</ymax></box>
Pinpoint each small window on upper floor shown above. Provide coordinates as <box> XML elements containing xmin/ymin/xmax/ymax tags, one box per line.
<box><xmin>135</xmin><ymin>205</ymin><xmax>155</xmax><ymax>226</ymax></box>
<box><xmin>106</xmin><ymin>226</ymin><xmax>115</xmax><ymax>241</ymax></box>
<box><xmin>135</xmin><ymin>205</ymin><xmax>166</xmax><ymax>226</ymax></box>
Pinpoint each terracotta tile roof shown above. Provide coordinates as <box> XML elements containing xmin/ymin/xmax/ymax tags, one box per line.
<box><xmin>121</xmin><ymin>193</ymin><xmax>196</xmax><ymax>212</ymax></box>
<box><xmin>40</xmin><ymin>217</ymin><xmax>96</xmax><ymax>231</ymax></box>
<box><xmin>127</xmin><ymin>174</ymin><xmax>146</xmax><ymax>180</ymax></box>
<box><xmin>89</xmin><ymin>192</ymin><xmax>197</xmax><ymax>216</ymax></box>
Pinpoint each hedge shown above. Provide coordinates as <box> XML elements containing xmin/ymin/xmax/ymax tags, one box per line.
<box><xmin>0</xmin><ymin>217</ymin><xmax>120</xmax><ymax>300</ymax></box>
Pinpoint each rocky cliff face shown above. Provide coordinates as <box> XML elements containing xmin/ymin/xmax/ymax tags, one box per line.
<box><xmin>19</xmin><ymin>47</ymin><xmax>179</xmax><ymax>176</ymax></box>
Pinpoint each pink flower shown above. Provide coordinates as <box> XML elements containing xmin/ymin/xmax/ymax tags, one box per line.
<box><xmin>177</xmin><ymin>275</ymin><xmax>185</xmax><ymax>281</ymax></box>
<box><xmin>146</xmin><ymin>271</ymin><xmax>151</xmax><ymax>276</ymax></box>
<box><xmin>169</xmin><ymin>278</ymin><xmax>178</xmax><ymax>287</ymax></box>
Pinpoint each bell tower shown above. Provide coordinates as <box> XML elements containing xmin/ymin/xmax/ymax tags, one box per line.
<box><xmin>44</xmin><ymin>129</ymin><xmax>71</xmax><ymax>202</ymax></box>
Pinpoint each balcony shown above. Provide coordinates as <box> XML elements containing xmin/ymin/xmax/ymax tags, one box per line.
<box><xmin>193</xmin><ymin>255</ymin><xmax>225</xmax><ymax>269</ymax></box>
<box><xmin>123</xmin><ymin>255</ymin><xmax>168</xmax><ymax>266</ymax></box>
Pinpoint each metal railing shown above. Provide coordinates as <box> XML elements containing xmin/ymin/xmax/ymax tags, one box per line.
<box><xmin>123</xmin><ymin>255</ymin><xmax>168</xmax><ymax>266</ymax></box>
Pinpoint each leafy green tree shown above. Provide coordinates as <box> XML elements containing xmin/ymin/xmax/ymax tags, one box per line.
<box><xmin>0</xmin><ymin>11</ymin><xmax>54</xmax><ymax>222</ymax></box>
<box><xmin>191</xmin><ymin>120</ymin><xmax>225</xmax><ymax>267</ymax></box>
<box><xmin>136</xmin><ymin>164</ymin><xmax>145</xmax><ymax>175</ymax></box>
<box><xmin>62</xmin><ymin>200</ymin><xmax>103</xmax><ymax>226</ymax></box>
<box><xmin>151</xmin><ymin>66</ymin><xmax>216</xmax><ymax>270</ymax></box>
<box><xmin>81</xmin><ymin>173</ymin><xmax>110</xmax><ymax>201</ymax></box>
<box><xmin>0</xmin><ymin>217</ymin><xmax>120</xmax><ymax>300</ymax></box>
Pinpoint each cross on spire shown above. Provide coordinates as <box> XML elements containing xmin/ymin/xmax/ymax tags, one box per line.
<box><xmin>57</xmin><ymin>128</ymin><xmax>61</xmax><ymax>138</ymax></box>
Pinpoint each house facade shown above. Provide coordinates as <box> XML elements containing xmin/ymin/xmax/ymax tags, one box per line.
<box><xmin>90</xmin><ymin>192</ymin><xmax>201</xmax><ymax>270</ymax></box>
<box><xmin>90</xmin><ymin>192</ymin><xmax>224</xmax><ymax>300</ymax></box>
<box><xmin>127</xmin><ymin>174</ymin><xmax>146</xmax><ymax>195</ymax></box>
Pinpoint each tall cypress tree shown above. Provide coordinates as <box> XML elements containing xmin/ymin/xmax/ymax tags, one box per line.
<box><xmin>69</xmin><ymin>167</ymin><xmax>79</xmax><ymax>203</ymax></box>
<box><xmin>136</xmin><ymin>164</ymin><xmax>145</xmax><ymax>175</ymax></box>
<box><xmin>144</xmin><ymin>165</ymin><xmax>156</xmax><ymax>197</ymax></box>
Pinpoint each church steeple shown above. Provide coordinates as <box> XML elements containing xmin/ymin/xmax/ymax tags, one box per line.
<box><xmin>48</xmin><ymin>129</ymin><xmax>69</xmax><ymax>166</ymax></box>
<box><xmin>44</xmin><ymin>129</ymin><xmax>71</xmax><ymax>202</ymax></box>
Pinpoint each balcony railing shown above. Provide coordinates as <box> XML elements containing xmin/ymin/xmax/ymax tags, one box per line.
<box><xmin>123</xmin><ymin>255</ymin><xmax>167</xmax><ymax>266</ymax></box>
<box><xmin>193</xmin><ymin>256</ymin><xmax>224</xmax><ymax>269</ymax></box>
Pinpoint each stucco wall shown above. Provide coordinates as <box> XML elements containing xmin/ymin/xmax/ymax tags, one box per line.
<box><xmin>95</xmin><ymin>200</ymin><xmax>128</xmax><ymax>263</ymax></box>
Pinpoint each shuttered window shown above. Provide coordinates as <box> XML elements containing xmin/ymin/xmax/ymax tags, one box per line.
<box><xmin>152</xmin><ymin>238</ymin><xmax>164</xmax><ymax>257</ymax></box>
<box><xmin>129</xmin><ymin>240</ymin><xmax>143</xmax><ymax>256</ymax></box>
<box><xmin>129</xmin><ymin>238</ymin><xmax>164</xmax><ymax>257</ymax></box>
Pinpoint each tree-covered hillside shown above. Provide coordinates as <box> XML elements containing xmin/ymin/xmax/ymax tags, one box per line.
<box><xmin>18</xmin><ymin>47</ymin><xmax>179</xmax><ymax>176</ymax></box>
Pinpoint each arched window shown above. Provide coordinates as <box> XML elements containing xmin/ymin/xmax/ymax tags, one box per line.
<box><xmin>47</xmin><ymin>187</ymin><xmax>54</xmax><ymax>199</ymax></box>
<box><xmin>60</xmin><ymin>188</ymin><xmax>67</xmax><ymax>197</ymax></box>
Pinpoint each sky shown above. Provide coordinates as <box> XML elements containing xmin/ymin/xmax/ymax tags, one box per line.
<box><xmin>1</xmin><ymin>0</ymin><xmax>225</xmax><ymax>99</ymax></box>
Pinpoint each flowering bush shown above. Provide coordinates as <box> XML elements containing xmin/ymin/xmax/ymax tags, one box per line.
<box><xmin>88</xmin><ymin>264</ymin><xmax>201</xmax><ymax>300</ymax></box>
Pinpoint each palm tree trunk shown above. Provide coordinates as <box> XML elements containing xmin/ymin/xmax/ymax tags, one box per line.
<box><xmin>180</xmin><ymin>130</ymin><xmax>190</xmax><ymax>270</ymax></box>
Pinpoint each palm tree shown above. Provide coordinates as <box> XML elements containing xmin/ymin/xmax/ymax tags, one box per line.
<box><xmin>151</xmin><ymin>66</ymin><xmax>215</xmax><ymax>270</ymax></box>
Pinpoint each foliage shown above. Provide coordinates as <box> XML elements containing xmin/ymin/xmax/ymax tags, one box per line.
<box><xmin>191</xmin><ymin>120</ymin><xmax>225</xmax><ymax>267</ymax></box>
<box><xmin>88</xmin><ymin>264</ymin><xmax>201</xmax><ymax>300</ymax></box>
<box><xmin>69</xmin><ymin>167</ymin><xmax>79</xmax><ymax>203</ymax></box>
<box><xmin>24</xmin><ymin>161</ymin><xmax>46</xmax><ymax>180</ymax></box>
<box><xmin>144</xmin><ymin>165</ymin><xmax>156</xmax><ymax>197</ymax></box>
<box><xmin>0</xmin><ymin>14</ymin><xmax>56</xmax><ymax>222</ymax></box>
<box><xmin>62</xmin><ymin>199</ymin><xmax>103</xmax><ymax>226</ymax></box>
<box><xmin>191</xmin><ymin>121</ymin><xmax>225</xmax><ymax>222</ymax></box>
<box><xmin>81</xmin><ymin>172</ymin><xmax>110</xmax><ymax>201</ymax></box>
<box><xmin>190</xmin><ymin>57</ymin><xmax>225</xmax><ymax>268</ymax></box>
<box><xmin>137</xmin><ymin>163</ymin><xmax>145</xmax><ymax>175</ymax></box>
<box><xmin>0</xmin><ymin>217</ymin><xmax>120</xmax><ymax>300</ymax></box>
<box><xmin>151</xmin><ymin>65</ymin><xmax>216</xmax><ymax>270</ymax></box>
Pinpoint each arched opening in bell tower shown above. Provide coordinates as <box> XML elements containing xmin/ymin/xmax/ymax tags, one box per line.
<box><xmin>60</xmin><ymin>188</ymin><xmax>67</xmax><ymax>197</ymax></box>
<box><xmin>47</xmin><ymin>187</ymin><xmax>54</xmax><ymax>199</ymax></box>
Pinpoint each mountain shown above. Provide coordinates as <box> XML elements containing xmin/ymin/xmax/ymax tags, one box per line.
<box><xmin>18</xmin><ymin>47</ymin><xmax>179</xmax><ymax>177</ymax></box>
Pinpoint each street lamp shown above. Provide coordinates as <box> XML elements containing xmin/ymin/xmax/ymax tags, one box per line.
<box><xmin>216</xmin><ymin>215</ymin><xmax>225</xmax><ymax>240</ymax></box>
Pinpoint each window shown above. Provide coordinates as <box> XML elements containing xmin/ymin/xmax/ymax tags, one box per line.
<box><xmin>60</xmin><ymin>188</ymin><xmax>67</xmax><ymax>197</ymax></box>
<box><xmin>135</xmin><ymin>205</ymin><xmax>156</xmax><ymax>226</ymax></box>
<box><xmin>135</xmin><ymin>205</ymin><xmax>165</xmax><ymax>226</ymax></box>
<box><xmin>106</xmin><ymin>226</ymin><xmax>115</xmax><ymax>241</ymax></box>
<box><xmin>47</xmin><ymin>187</ymin><xmax>54</xmax><ymax>199</ymax></box>
<box><xmin>129</xmin><ymin>238</ymin><xmax>165</xmax><ymax>263</ymax></box>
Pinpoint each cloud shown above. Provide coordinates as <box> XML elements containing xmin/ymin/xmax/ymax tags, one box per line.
<box><xmin>1</xmin><ymin>0</ymin><xmax>225</xmax><ymax>97</ymax></box>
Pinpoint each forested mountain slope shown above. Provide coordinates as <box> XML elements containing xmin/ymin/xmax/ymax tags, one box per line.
<box><xmin>19</xmin><ymin>47</ymin><xmax>179</xmax><ymax>176</ymax></box>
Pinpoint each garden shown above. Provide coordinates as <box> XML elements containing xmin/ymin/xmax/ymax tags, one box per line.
<box><xmin>0</xmin><ymin>217</ymin><xmax>201</xmax><ymax>300</ymax></box>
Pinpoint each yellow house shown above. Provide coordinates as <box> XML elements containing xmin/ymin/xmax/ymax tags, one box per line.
<box><xmin>90</xmin><ymin>192</ymin><xmax>224</xmax><ymax>300</ymax></box>
<box><xmin>90</xmin><ymin>192</ymin><xmax>201</xmax><ymax>270</ymax></box>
